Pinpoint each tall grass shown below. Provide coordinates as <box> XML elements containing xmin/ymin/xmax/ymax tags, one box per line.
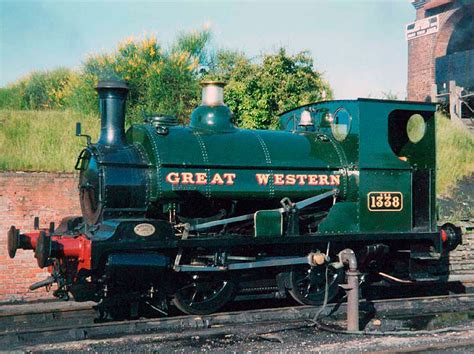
<box><xmin>0</xmin><ymin>110</ymin><xmax>99</xmax><ymax>172</ymax></box>
<box><xmin>436</xmin><ymin>113</ymin><xmax>474</xmax><ymax>196</ymax></box>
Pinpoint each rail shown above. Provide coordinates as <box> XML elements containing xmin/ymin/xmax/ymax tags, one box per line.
<box><xmin>2</xmin><ymin>293</ymin><xmax>474</xmax><ymax>349</ymax></box>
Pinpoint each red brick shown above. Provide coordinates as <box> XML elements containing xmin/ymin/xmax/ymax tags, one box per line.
<box><xmin>407</xmin><ymin>2</ymin><xmax>466</xmax><ymax>101</ymax></box>
<box><xmin>0</xmin><ymin>171</ymin><xmax>79</xmax><ymax>302</ymax></box>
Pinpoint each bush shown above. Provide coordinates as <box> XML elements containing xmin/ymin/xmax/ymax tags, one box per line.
<box><xmin>63</xmin><ymin>72</ymin><xmax>99</xmax><ymax>116</ymax></box>
<box><xmin>0</xmin><ymin>78</ymin><xmax>28</xmax><ymax>109</ymax></box>
<box><xmin>0</xmin><ymin>84</ymin><xmax>25</xmax><ymax>110</ymax></box>
<box><xmin>0</xmin><ymin>68</ymin><xmax>76</xmax><ymax>110</ymax></box>
<box><xmin>21</xmin><ymin>68</ymin><xmax>75</xmax><ymax>110</ymax></box>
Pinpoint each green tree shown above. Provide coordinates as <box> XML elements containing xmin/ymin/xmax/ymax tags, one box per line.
<box><xmin>208</xmin><ymin>48</ymin><xmax>332</xmax><ymax>129</ymax></box>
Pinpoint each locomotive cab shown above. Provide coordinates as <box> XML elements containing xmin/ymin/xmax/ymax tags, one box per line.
<box><xmin>279</xmin><ymin>98</ymin><xmax>438</xmax><ymax>236</ymax></box>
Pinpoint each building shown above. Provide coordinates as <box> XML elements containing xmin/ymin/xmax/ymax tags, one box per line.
<box><xmin>406</xmin><ymin>0</ymin><xmax>473</xmax><ymax>112</ymax></box>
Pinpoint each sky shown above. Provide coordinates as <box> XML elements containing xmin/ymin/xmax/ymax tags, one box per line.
<box><xmin>0</xmin><ymin>0</ymin><xmax>416</xmax><ymax>99</ymax></box>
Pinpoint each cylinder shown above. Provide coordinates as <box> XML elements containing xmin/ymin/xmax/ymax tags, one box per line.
<box><xmin>96</xmin><ymin>80</ymin><xmax>129</xmax><ymax>147</ymax></box>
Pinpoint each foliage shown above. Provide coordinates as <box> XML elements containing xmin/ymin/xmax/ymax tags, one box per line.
<box><xmin>0</xmin><ymin>30</ymin><xmax>331</xmax><ymax>130</ymax></box>
<box><xmin>62</xmin><ymin>71</ymin><xmax>98</xmax><ymax>115</ymax></box>
<box><xmin>206</xmin><ymin>48</ymin><xmax>333</xmax><ymax>129</ymax></box>
<box><xmin>64</xmin><ymin>31</ymin><xmax>210</xmax><ymax>124</ymax></box>
<box><xmin>0</xmin><ymin>110</ymin><xmax>99</xmax><ymax>172</ymax></box>
<box><xmin>23</xmin><ymin>68</ymin><xmax>75</xmax><ymax>109</ymax></box>
<box><xmin>0</xmin><ymin>69</ymin><xmax>76</xmax><ymax>110</ymax></box>
<box><xmin>381</xmin><ymin>91</ymin><xmax>399</xmax><ymax>100</ymax></box>
<box><xmin>0</xmin><ymin>83</ymin><xmax>25</xmax><ymax>110</ymax></box>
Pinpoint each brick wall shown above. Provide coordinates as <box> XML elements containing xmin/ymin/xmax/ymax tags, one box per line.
<box><xmin>407</xmin><ymin>1</ymin><xmax>467</xmax><ymax>101</ymax></box>
<box><xmin>0</xmin><ymin>172</ymin><xmax>79</xmax><ymax>302</ymax></box>
<box><xmin>408</xmin><ymin>31</ymin><xmax>439</xmax><ymax>102</ymax></box>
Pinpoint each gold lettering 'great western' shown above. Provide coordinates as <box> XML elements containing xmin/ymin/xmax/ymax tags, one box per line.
<box><xmin>166</xmin><ymin>172</ymin><xmax>236</xmax><ymax>185</ymax></box>
<box><xmin>165</xmin><ymin>172</ymin><xmax>340</xmax><ymax>186</ymax></box>
<box><xmin>255</xmin><ymin>174</ymin><xmax>340</xmax><ymax>186</ymax></box>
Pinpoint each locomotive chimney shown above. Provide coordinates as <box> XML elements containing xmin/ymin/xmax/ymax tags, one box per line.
<box><xmin>96</xmin><ymin>80</ymin><xmax>129</xmax><ymax>147</ymax></box>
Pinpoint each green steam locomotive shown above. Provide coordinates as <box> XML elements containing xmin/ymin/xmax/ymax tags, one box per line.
<box><xmin>7</xmin><ymin>80</ymin><xmax>460</xmax><ymax>317</ymax></box>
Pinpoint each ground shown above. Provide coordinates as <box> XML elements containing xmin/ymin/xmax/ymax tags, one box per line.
<box><xmin>439</xmin><ymin>173</ymin><xmax>474</xmax><ymax>220</ymax></box>
<box><xmin>24</xmin><ymin>321</ymin><xmax>474</xmax><ymax>352</ymax></box>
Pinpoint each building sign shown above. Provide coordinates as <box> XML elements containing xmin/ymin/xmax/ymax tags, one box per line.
<box><xmin>406</xmin><ymin>15</ymin><xmax>439</xmax><ymax>40</ymax></box>
<box><xmin>410</xmin><ymin>0</ymin><xmax>427</xmax><ymax>10</ymax></box>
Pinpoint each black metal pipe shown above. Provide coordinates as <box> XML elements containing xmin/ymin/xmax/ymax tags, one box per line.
<box><xmin>96</xmin><ymin>80</ymin><xmax>129</xmax><ymax>147</ymax></box>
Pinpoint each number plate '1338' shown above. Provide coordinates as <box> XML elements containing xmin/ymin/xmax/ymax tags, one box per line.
<box><xmin>368</xmin><ymin>192</ymin><xmax>403</xmax><ymax>212</ymax></box>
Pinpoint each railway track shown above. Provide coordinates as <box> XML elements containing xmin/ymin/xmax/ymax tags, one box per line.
<box><xmin>1</xmin><ymin>276</ymin><xmax>472</xmax><ymax>334</ymax></box>
<box><xmin>0</xmin><ymin>301</ymin><xmax>95</xmax><ymax>333</ymax></box>
<box><xmin>2</xmin><ymin>293</ymin><xmax>474</xmax><ymax>350</ymax></box>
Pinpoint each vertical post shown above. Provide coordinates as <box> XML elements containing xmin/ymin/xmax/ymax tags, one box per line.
<box><xmin>346</xmin><ymin>268</ymin><xmax>360</xmax><ymax>332</ymax></box>
<box><xmin>430</xmin><ymin>84</ymin><xmax>438</xmax><ymax>103</ymax></box>
<box><xmin>338</xmin><ymin>249</ymin><xmax>360</xmax><ymax>332</ymax></box>
<box><xmin>449</xmin><ymin>80</ymin><xmax>463</xmax><ymax>124</ymax></box>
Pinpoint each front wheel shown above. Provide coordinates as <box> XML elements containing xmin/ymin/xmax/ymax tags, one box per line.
<box><xmin>286</xmin><ymin>264</ymin><xmax>343</xmax><ymax>306</ymax></box>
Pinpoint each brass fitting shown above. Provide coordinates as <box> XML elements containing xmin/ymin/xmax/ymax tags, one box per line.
<box><xmin>308</xmin><ymin>252</ymin><xmax>326</xmax><ymax>266</ymax></box>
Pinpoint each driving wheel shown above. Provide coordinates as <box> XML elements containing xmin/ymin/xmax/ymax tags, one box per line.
<box><xmin>287</xmin><ymin>263</ymin><xmax>343</xmax><ymax>306</ymax></box>
<box><xmin>172</xmin><ymin>274</ymin><xmax>236</xmax><ymax>315</ymax></box>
